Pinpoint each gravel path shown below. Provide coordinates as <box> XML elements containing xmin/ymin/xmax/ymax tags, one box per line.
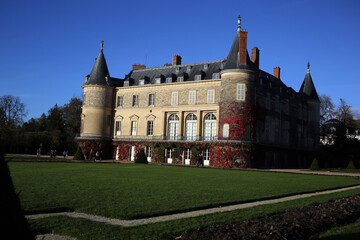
<box><xmin>26</xmin><ymin>185</ymin><xmax>360</xmax><ymax>227</ymax></box>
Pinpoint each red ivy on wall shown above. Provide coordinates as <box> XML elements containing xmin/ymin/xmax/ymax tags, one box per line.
<box><xmin>210</xmin><ymin>145</ymin><xmax>247</xmax><ymax>169</ymax></box>
<box><xmin>219</xmin><ymin>102</ymin><xmax>255</xmax><ymax>140</ymax></box>
<box><xmin>115</xmin><ymin>144</ymin><xmax>129</xmax><ymax>161</ymax></box>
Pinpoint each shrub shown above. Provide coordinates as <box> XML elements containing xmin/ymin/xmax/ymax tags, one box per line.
<box><xmin>135</xmin><ymin>148</ymin><xmax>148</xmax><ymax>164</ymax></box>
<box><xmin>73</xmin><ymin>146</ymin><xmax>84</xmax><ymax>160</ymax></box>
<box><xmin>347</xmin><ymin>160</ymin><xmax>357</xmax><ymax>169</ymax></box>
<box><xmin>310</xmin><ymin>157</ymin><xmax>320</xmax><ymax>170</ymax></box>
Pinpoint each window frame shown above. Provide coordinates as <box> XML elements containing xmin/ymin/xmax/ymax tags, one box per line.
<box><xmin>236</xmin><ymin>83</ymin><xmax>245</xmax><ymax>101</ymax></box>
<box><xmin>188</xmin><ymin>90</ymin><xmax>196</xmax><ymax>105</ymax></box>
<box><xmin>147</xmin><ymin>120</ymin><xmax>154</xmax><ymax>136</ymax></box>
<box><xmin>207</xmin><ymin>89</ymin><xmax>215</xmax><ymax>104</ymax></box>
<box><xmin>149</xmin><ymin>94</ymin><xmax>155</xmax><ymax>106</ymax></box>
<box><xmin>171</xmin><ymin>92</ymin><xmax>178</xmax><ymax>105</ymax></box>
<box><xmin>133</xmin><ymin>95</ymin><xmax>138</xmax><ymax>107</ymax></box>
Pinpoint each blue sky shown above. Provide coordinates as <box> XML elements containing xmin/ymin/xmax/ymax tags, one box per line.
<box><xmin>1</xmin><ymin>0</ymin><xmax>360</xmax><ymax>120</ymax></box>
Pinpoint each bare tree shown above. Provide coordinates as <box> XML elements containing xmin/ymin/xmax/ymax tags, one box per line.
<box><xmin>0</xmin><ymin>95</ymin><xmax>27</xmax><ymax>128</ymax></box>
<box><xmin>335</xmin><ymin>98</ymin><xmax>353</xmax><ymax>123</ymax></box>
<box><xmin>319</xmin><ymin>94</ymin><xmax>335</xmax><ymax>125</ymax></box>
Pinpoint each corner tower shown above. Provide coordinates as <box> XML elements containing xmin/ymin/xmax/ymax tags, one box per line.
<box><xmin>300</xmin><ymin>62</ymin><xmax>320</xmax><ymax>150</ymax></box>
<box><xmin>78</xmin><ymin>41</ymin><xmax>114</xmax><ymax>157</ymax></box>
<box><xmin>218</xmin><ymin>15</ymin><xmax>256</xmax><ymax>141</ymax></box>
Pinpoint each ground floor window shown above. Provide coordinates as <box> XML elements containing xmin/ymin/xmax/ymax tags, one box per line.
<box><xmin>167</xmin><ymin>148</ymin><xmax>172</xmax><ymax>164</ymax></box>
<box><xmin>146</xmin><ymin>146</ymin><xmax>152</xmax><ymax>162</ymax></box>
<box><xmin>204</xmin><ymin>148</ymin><xmax>210</xmax><ymax>166</ymax></box>
<box><xmin>185</xmin><ymin>148</ymin><xmax>190</xmax><ymax>165</ymax></box>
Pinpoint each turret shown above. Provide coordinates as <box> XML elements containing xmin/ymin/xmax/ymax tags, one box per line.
<box><xmin>219</xmin><ymin>15</ymin><xmax>256</xmax><ymax>141</ymax></box>
<box><xmin>80</xmin><ymin>41</ymin><xmax>114</xmax><ymax>139</ymax></box>
<box><xmin>300</xmin><ymin>62</ymin><xmax>320</xmax><ymax>150</ymax></box>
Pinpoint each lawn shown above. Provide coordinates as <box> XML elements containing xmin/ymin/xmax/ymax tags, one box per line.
<box><xmin>320</xmin><ymin>218</ymin><xmax>360</xmax><ymax>239</ymax></box>
<box><xmin>9</xmin><ymin>162</ymin><xmax>360</xmax><ymax>220</ymax></box>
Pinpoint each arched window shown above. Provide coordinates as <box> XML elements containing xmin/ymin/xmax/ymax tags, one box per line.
<box><xmin>186</xmin><ymin>113</ymin><xmax>197</xmax><ymax>140</ymax></box>
<box><xmin>204</xmin><ymin>113</ymin><xmax>217</xmax><ymax>140</ymax></box>
<box><xmin>168</xmin><ymin>114</ymin><xmax>179</xmax><ymax>140</ymax></box>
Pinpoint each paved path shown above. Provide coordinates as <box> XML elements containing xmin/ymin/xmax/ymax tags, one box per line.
<box><xmin>26</xmin><ymin>185</ymin><xmax>360</xmax><ymax>227</ymax></box>
<box><xmin>265</xmin><ymin>169</ymin><xmax>360</xmax><ymax>177</ymax></box>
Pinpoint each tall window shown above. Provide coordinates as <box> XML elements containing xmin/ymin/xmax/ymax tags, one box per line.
<box><xmin>168</xmin><ymin>114</ymin><xmax>179</xmax><ymax>140</ymax></box>
<box><xmin>204</xmin><ymin>148</ymin><xmax>210</xmax><ymax>166</ymax></box>
<box><xmin>117</xmin><ymin>96</ymin><xmax>123</xmax><ymax>107</ymax></box>
<box><xmin>204</xmin><ymin>113</ymin><xmax>217</xmax><ymax>140</ymax></box>
<box><xmin>188</xmin><ymin>91</ymin><xmax>196</xmax><ymax>105</ymax></box>
<box><xmin>146</xmin><ymin>146</ymin><xmax>152</xmax><ymax>158</ymax></box>
<box><xmin>115</xmin><ymin>121</ymin><xmax>121</xmax><ymax>136</ymax></box>
<box><xmin>237</xmin><ymin>83</ymin><xmax>245</xmax><ymax>101</ymax></box>
<box><xmin>185</xmin><ymin>148</ymin><xmax>191</xmax><ymax>165</ymax></box>
<box><xmin>186</xmin><ymin>113</ymin><xmax>197</xmax><ymax>140</ymax></box>
<box><xmin>131</xmin><ymin>121</ymin><xmax>137</xmax><ymax>136</ymax></box>
<box><xmin>207</xmin><ymin>89</ymin><xmax>215</xmax><ymax>104</ymax></box>
<box><xmin>147</xmin><ymin>121</ymin><xmax>153</xmax><ymax>136</ymax></box>
<box><xmin>171</xmin><ymin>92</ymin><xmax>178</xmax><ymax>105</ymax></box>
<box><xmin>149</xmin><ymin>94</ymin><xmax>154</xmax><ymax>106</ymax></box>
<box><xmin>133</xmin><ymin>95</ymin><xmax>138</xmax><ymax>107</ymax></box>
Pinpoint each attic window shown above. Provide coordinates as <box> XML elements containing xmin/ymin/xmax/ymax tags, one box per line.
<box><xmin>220</xmin><ymin>63</ymin><xmax>224</xmax><ymax>70</ymax></box>
<box><xmin>204</xmin><ymin>64</ymin><xmax>209</xmax><ymax>70</ymax></box>
<box><xmin>177</xmin><ymin>76</ymin><xmax>184</xmax><ymax>82</ymax></box>
<box><xmin>212</xmin><ymin>73</ymin><xmax>220</xmax><ymax>79</ymax></box>
<box><xmin>194</xmin><ymin>74</ymin><xmax>202</xmax><ymax>80</ymax></box>
<box><xmin>166</xmin><ymin>77</ymin><xmax>172</xmax><ymax>83</ymax></box>
<box><xmin>155</xmin><ymin>78</ymin><xmax>161</xmax><ymax>84</ymax></box>
<box><xmin>124</xmin><ymin>80</ymin><xmax>129</xmax><ymax>87</ymax></box>
<box><xmin>187</xmin><ymin>66</ymin><xmax>192</xmax><ymax>71</ymax></box>
<box><xmin>176</xmin><ymin>67</ymin><xmax>180</xmax><ymax>72</ymax></box>
<box><xmin>139</xmin><ymin>79</ymin><xmax>145</xmax><ymax>85</ymax></box>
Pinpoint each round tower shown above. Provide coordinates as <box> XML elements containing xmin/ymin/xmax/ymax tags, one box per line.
<box><xmin>77</xmin><ymin>41</ymin><xmax>114</xmax><ymax>159</ymax></box>
<box><xmin>218</xmin><ymin>16</ymin><xmax>256</xmax><ymax>141</ymax></box>
<box><xmin>81</xmin><ymin>41</ymin><xmax>113</xmax><ymax>139</ymax></box>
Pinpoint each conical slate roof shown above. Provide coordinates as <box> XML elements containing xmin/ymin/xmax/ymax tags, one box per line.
<box><xmin>223</xmin><ymin>29</ymin><xmax>252</xmax><ymax>70</ymax></box>
<box><xmin>85</xmin><ymin>42</ymin><xmax>110</xmax><ymax>86</ymax></box>
<box><xmin>299</xmin><ymin>63</ymin><xmax>319</xmax><ymax>101</ymax></box>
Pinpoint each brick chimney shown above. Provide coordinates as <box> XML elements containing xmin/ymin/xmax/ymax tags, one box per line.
<box><xmin>251</xmin><ymin>47</ymin><xmax>259</xmax><ymax>69</ymax></box>
<box><xmin>132</xmin><ymin>64</ymin><xmax>146</xmax><ymax>71</ymax></box>
<box><xmin>173</xmin><ymin>55</ymin><xmax>182</xmax><ymax>65</ymax></box>
<box><xmin>238</xmin><ymin>30</ymin><xmax>248</xmax><ymax>65</ymax></box>
<box><xmin>274</xmin><ymin>66</ymin><xmax>280</xmax><ymax>79</ymax></box>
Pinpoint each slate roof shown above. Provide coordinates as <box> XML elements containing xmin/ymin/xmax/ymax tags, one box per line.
<box><xmin>84</xmin><ymin>49</ymin><xmax>110</xmax><ymax>86</ymax></box>
<box><xmin>120</xmin><ymin>60</ymin><xmax>226</xmax><ymax>87</ymax></box>
<box><xmin>223</xmin><ymin>31</ymin><xmax>254</xmax><ymax>70</ymax></box>
<box><xmin>299</xmin><ymin>70</ymin><xmax>319</xmax><ymax>101</ymax></box>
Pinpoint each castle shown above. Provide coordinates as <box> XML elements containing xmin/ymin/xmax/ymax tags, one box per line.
<box><xmin>76</xmin><ymin>16</ymin><xmax>320</xmax><ymax>168</ymax></box>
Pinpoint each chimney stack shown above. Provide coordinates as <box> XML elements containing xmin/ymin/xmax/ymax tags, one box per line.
<box><xmin>173</xmin><ymin>55</ymin><xmax>182</xmax><ymax>65</ymax></box>
<box><xmin>238</xmin><ymin>30</ymin><xmax>248</xmax><ymax>65</ymax></box>
<box><xmin>251</xmin><ymin>47</ymin><xmax>259</xmax><ymax>69</ymax></box>
<box><xmin>274</xmin><ymin>66</ymin><xmax>280</xmax><ymax>79</ymax></box>
<box><xmin>132</xmin><ymin>64</ymin><xmax>146</xmax><ymax>71</ymax></box>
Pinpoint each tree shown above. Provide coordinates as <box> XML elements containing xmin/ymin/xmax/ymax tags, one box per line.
<box><xmin>319</xmin><ymin>94</ymin><xmax>335</xmax><ymax>125</ymax></box>
<box><xmin>0</xmin><ymin>95</ymin><xmax>27</xmax><ymax>128</ymax></box>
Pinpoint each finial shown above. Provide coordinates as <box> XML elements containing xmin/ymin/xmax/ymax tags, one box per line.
<box><xmin>307</xmin><ymin>61</ymin><xmax>310</xmax><ymax>73</ymax></box>
<box><xmin>237</xmin><ymin>14</ymin><xmax>241</xmax><ymax>31</ymax></box>
<box><xmin>101</xmin><ymin>40</ymin><xmax>104</xmax><ymax>51</ymax></box>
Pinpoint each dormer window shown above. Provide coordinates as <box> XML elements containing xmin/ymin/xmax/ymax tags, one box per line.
<box><xmin>124</xmin><ymin>80</ymin><xmax>129</xmax><ymax>87</ymax></box>
<box><xmin>176</xmin><ymin>67</ymin><xmax>180</xmax><ymax>72</ymax></box>
<box><xmin>194</xmin><ymin>74</ymin><xmax>201</xmax><ymax>80</ymax></box>
<box><xmin>155</xmin><ymin>78</ymin><xmax>161</xmax><ymax>84</ymax></box>
<box><xmin>187</xmin><ymin>65</ymin><xmax>192</xmax><ymax>71</ymax></box>
<box><xmin>166</xmin><ymin>77</ymin><xmax>172</xmax><ymax>83</ymax></box>
<box><xmin>139</xmin><ymin>79</ymin><xmax>145</xmax><ymax>85</ymax></box>
<box><xmin>177</xmin><ymin>76</ymin><xmax>184</xmax><ymax>82</ymax></box>
<box><xmin>212</xmin><ymin>73</ymin><xmax>220</xmax><ymax>79</ymax></box>
<box><xmin>204</xmin><ymin>64</ymin><xmax>209</xmax><ymax>70</ymax></box>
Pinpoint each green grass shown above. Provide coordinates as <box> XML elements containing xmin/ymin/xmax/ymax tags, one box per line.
<box><xmin>28</xmin><ymin>188</ymin><xmax>360</xmax><ymax>240</ymax></box>
<box><xmin>319</xmin><ymin>218</ymin><xmax>360</xmax><ymax>239</ymax></box>
<box><xmin>5</xmin><ymin>154</ymin><xmax>73</xmax><ymax>161</ymax></box>
<box><xmin>9</xmin><ymin>162</ymin><xmax>360</xmax><ymax>220</ymax></box>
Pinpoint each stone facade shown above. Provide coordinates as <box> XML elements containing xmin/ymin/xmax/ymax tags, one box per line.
<box><xmin>76</xmin><ymin>16</ymin><xmax>320</xmax><ymax>168</ymax></box>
